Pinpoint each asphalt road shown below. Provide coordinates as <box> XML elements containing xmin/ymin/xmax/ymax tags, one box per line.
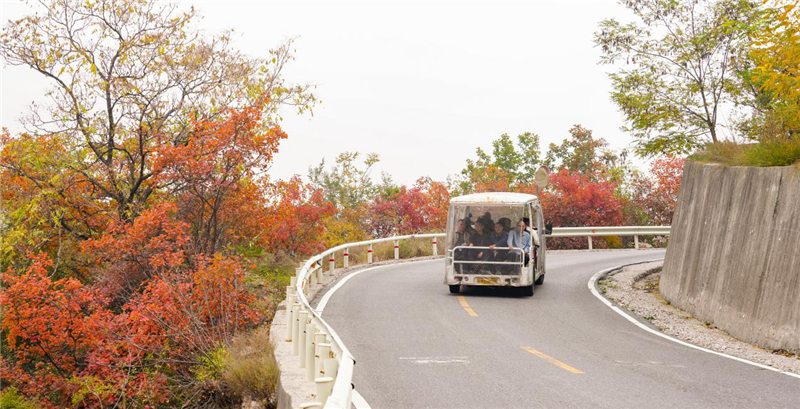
<box><xmin>319</xmin><ymin>250</ymin><xmax>800</xmax><ymax>409</ymax></box>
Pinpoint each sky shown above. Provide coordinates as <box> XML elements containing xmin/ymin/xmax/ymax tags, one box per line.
<box><xmin>1</xmin><ymin>0</ymin><xmax>644</xmax><ymax>186</ymax></box>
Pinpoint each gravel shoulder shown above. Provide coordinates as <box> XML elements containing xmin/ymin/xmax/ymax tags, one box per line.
<box><xmin>599</xmin><ymin>261</ymin><xmax>800</xmax><ymax>375</ymax></box>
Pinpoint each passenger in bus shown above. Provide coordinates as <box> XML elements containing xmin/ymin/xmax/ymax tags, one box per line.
<box><xmin>507</xmin><ymin>220</ymin><xmax>531</xmax><ymax>266</ymax></box>
<box><xmin>498</xmin><ymin>217</ymin><xmax>512</xmax><ymax>232</ymax></box>
<box><xmin>453</xmin><ymin>219</ymin><xmax>472</xmax><ymax>259</ymax></box>
<box><xmin>469</xmin><ymin>219</ymin><xmax>492</xmax><ymax>262</ymax></box>
<box><xmin>488</xmin><ymin>222</ymin><xmax>509</xmax><ymax>256</ymax></box>
<box><xmin>522</xmin><ymin>217</ymin><xmax>540</xmax><ymax>247</ymax></box>
<box><xmin>488</xmin><ymin>221</ymin><xmax>510</xmax><ymax>273</ymax></box>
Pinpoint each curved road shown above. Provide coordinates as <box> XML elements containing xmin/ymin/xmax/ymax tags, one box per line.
<box><xmin>319</xmin><ymin>250</ymin><xmax>800</xmax><ymax>408</ymax></box>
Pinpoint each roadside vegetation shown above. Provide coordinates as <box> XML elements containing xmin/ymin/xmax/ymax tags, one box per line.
<box><xmin>597</xmin><ymin>0</ymin><xmax>800</xmax><ymax>166</ymax></box>
<box><xmin>0</xmin><ymin>0</ymin><xmax>796</xmax><ymax>407</ymax></box>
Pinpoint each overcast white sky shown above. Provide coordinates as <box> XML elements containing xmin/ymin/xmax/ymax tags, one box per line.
<box><xmin>1</xmin><ymin>0</ymin><xmax>645</xmax><ymax>185</ymax></box>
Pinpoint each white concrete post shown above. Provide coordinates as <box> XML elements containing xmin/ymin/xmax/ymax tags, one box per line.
<box><xmin>368</xmin><ymin>244</ymin><xmax>373</xmax><ymax>264</ymax></box>
<box><xmin>432</xmin><ymin>238</ymin><xmax>438</xmax><ymax>256</ymax></box>
<box><xmin>588</xmin><ymin>236</ymin><xmax>593</xmax><ymax>251</ymax></box>
<box><xmin>298</xmin><ymin>403</ymin><xmax>323</xmax><ymax>409</ymax></box>
<box><xmin>291</xmin><ymin>304</ymin><xmax>301</xmax><ymax>356</ymax></box>
<box><xmin>314</xmin><ymin>377</ymin><xmax>334</xmax><ymax>405</ymax></box>
<box><xmin>634</xmin><ymin>235</ymin><xmax>640</xmax><ymax>249</ymax></box>
<box><xmin>305</xmin><ymin>324</ymin><xmax>317</xmax><ymax>381</ymax></box>
<box><xmin>310</xmin><ymin>269</ymin><xmax>317</xmax><ymax>287</ymax></box>
<box><xmin>285</xmin><ymin>295</ymin><xmax>295</xmax><ymax>342</ymax></box>
<box><xmin>329</xmin><ymin>253</ymin><xmax>335</xmax><ymax>272</ymax></box>
<box><xmin>343</xmin><ymin>248</ymin><xmax>349</xmax><ymax>268</ymax></box>
<box><xmin>394</xmin><ymin>240</ymin><xmax>400</xmax><ymax>260</ymax></box>
<box><xmin>298</xmin><ymin>311</ymin><xmax>308</xmax><ymax>367</ymax></box>
<box><xmin>315</xmin><ymin>335</ymin><xmax>328</xmax><ymax>378</ymax></box>
<box><xmin>316</xmin><ymin>343</ymin><xmax>331</xmax><ymax>378</ymax></box>
<box><xmin>323</xmin><ymin>355</ymin><xmax>338</xmax><ymax>379</ymax></box>
<box><xmin>290</xmin><ymin>276</ymin><xmax>297</xmax><ymax>288</ymax></box>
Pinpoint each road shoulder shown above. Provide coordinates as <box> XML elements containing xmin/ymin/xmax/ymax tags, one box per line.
<box><xmin>598</xmin><ymin>261</ymin><xmax>800</xmax><ymax>376</ymax></box>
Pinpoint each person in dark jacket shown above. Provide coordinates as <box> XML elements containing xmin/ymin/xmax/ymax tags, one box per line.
<box><xmin>469</xmin><ymin>219</ymin><xmax>493</xmax><ymax>260</ymax></box>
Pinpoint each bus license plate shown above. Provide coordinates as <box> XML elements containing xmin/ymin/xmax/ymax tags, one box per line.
<box><xmin>477</xmin><ymin>277</ymin><xmax>498</xmax><ymax>285</ymax></box>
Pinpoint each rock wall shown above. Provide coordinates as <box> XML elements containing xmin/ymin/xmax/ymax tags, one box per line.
<box><xmin>661</xmin><ymin>161</ymin><xmax>800</xmax><ymax>352</ymax></box>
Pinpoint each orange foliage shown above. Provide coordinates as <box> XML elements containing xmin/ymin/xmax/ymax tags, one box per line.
<box><xmin>262</xmin><ymin>176</ymin><xmax>336</xmax><ymax>255</ymax></box>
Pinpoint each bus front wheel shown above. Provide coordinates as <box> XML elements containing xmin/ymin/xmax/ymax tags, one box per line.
<box><xmin>521</xmin><ymin>285</ymin><xmax>534</xmax><ymax>297</ymax></box>
<box><xmin>449</xmin><ymin>285</ymin><xmax>460</xmax><ymax>294</ymax></box>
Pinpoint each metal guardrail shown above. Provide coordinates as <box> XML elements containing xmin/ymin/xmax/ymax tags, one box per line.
<box><xmin>283</xmin><ymin>226</ymin><xmax>670</xmax><ymax>408</ymax></box>
<box><xmin>548</xmin><ymin>225</ymin><xmax>671</xmax><ymax>250</ymax></box>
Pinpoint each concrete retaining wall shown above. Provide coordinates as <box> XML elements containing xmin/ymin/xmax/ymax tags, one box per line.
<box><xmin>661</xmin><ymin>161</ymin><xmax>800</xmax><ymax>353</ymax></box>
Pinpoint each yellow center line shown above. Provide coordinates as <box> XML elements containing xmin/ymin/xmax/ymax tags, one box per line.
<box><xmin>457</xmin><ymin>295</ymin><xmax>478</xmax><ymax>317</ymax></box>
<box><xmin>521</xmin><ymin>346</ymin><xmax>584</xmax><ymax>374</ymax></box>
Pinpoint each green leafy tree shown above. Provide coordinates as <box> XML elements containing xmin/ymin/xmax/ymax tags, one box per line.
<box><xmin>456</xmin><ymin>132</ymin><xmax>542</xmax><ymax>193</ymax></box>
<box><xmin>595</xmin><ymin>0</ymin><xmax>758</xmax><ymax>156</ymax></box>
<box><xmin>545</xmin><ymin>124</ymin><xmax>617</xmax><ymax>176</ymax></box>
<box><xmin>308</xmin><ymin>151</ymin><xmax>381</xmax><ymax>209</ymax></box>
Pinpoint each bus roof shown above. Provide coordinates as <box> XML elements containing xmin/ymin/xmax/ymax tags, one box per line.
<box><xmin>450</xmin><ymin>192</ymin><xmax>539</xmax><ymax>205</ymax></box>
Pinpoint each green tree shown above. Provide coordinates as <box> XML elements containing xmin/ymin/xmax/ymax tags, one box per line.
<box><xmin>595</xmin><ymin>0</ymin><xmax>758</xmax><ymax>156</ymax></box>
<box><xmin>545</xmin><ymin>124</ymin><xmax>617</xmax><ymax>175</ymax></box>
<box><xmin>308</xmin><ymin>151</ymin><xmax>381</xmax><ymax>209</ymax></box>
<box><xmin>457</xmin><ymin>132</ymin><xmax>542</xmax><ymax>193</ymax></box>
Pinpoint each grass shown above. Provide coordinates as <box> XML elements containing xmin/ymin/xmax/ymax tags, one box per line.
<box><xmin>691</xmin><ymin>139</ymin><xmax>800</xmax><ymax>167</ymax></box>
<box><xmin>219</xmin><ymin>327</ymin><xmax>280</xmax><ymax>407</ymax></box>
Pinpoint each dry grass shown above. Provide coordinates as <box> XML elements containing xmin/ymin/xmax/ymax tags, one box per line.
<box><xmin>220</xmin><ymin>327</ymin><xmax>280</xmax><ymax>407</ymax></box>
<box><xmin>691</xmin><ymin>139</ymin><xmax>800</xmax><ymax>167</ymax></box>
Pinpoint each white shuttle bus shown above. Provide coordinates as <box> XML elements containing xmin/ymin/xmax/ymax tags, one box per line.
<box><xmin>444</xmin><ymin>192</ymin><xmax>547</xmax><ymax>296</ymax></box>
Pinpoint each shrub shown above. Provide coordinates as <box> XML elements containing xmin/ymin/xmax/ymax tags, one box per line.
<box><xmin>691</xmin><ymin>139</ymin><xmax>800</xmax><ymax>167</ymax></box>
<box><xmin>220</xmin><ymin>327</ymin><xmax>280</xmax><ymax>406</ymax></box>
<box><xmin>0</xmin><ymin>388</ymin><xmax>39</xmax><ymax>409</ymax></box>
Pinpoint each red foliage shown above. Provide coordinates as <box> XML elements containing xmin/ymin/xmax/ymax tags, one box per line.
<box><xmin>537</xmin><ymin>170</ymin><xmax>623</xmax><ymax>249</ymax></box>
<box><xmin>123</xmin><ymin>255</ymin><xmax>260</xmax><ymax>370</ymax></box>
<box><xmin>82</xmin><ymin>203</ymin><xmax>190</xmax><ymax>297</ymax></box>
<box><xmin>262</xmin><ymin>176</ymin><xmax>336</xmax><ymax>255</ymax></box>
<box><xmin>154</xmin><ymin>101</ymin><xmax>286</xmax><ymax>254</ymax></box>
<box><xmin>366</xmin><ymin>177</ymin><xmax>451</xmax><ymax>237</ymax></box>
<box><xmin>0</xmin><ymin>253</ymin><xmax>169</xmax><ymax>407</ymax></box>
<box><xmin>642</xmin><ymin>156</ymin><xmax>685</xmax><ymax>225</ymax></box>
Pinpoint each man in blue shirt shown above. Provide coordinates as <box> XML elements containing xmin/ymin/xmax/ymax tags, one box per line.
<box><xmin>507</xmin><ymin>219</ymin><xmax>531</xmax><ymax>266</ymax></box>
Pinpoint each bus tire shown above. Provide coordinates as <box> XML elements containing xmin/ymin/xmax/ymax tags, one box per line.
<box><xmin>449</xmin><ymin>285</ymin><xmax>461</xmax><ymax>294</ymax></box>
<box><xmin>521</xmin><ymin>285</ymin><xmax>534</xmax><ymax>297</ymax></box>
<box><xmin>535</xmin><ymin>273</ymin><xmax>545</xmax><ymax>285</ymax></box>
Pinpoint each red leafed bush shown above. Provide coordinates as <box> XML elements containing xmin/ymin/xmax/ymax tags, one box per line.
<box><xmin>538</xmin><ymin>170</ymin><xmax>623</xmax><ymax>249</ymax></box>
<box><xmin>262</xmin><ymin>176</ymin><xmax>337</xmax><ymax>255</ymax></box>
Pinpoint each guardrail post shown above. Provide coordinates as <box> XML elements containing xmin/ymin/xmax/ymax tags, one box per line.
<box><xmin>329</xmin><ymin>253</ymin><xmax>335</xmax><ymax>272</ymax></box>
<box><xmin>315</xmin><ymin>377</ymin><xmax>334</xmax><ymax>405</ymax></box>
<box><xmin>588</xmin><ymin>236</ymin><xmax>593</xmax><ymax>251</ymax></box>
<box><xmin>298</xmin><ymin>311</ymin><xmax>308</xmax><ymax>366</ymax></box>
<box><xmin>317</xmin><ymin>343</ymin><xmax>331</xmax><ymax>378</ymax></box>
<box><xmin>285</xmin><ymin>291</ymin><xmax>295</xmax><ymax>341</ymax></box>
<box><xmin>292</xmin><ymin>303</ymin><xmax>301</xmax><ymax>356</ymax></box>
<box><xmin>394</xmin><ymin>240</ymin><xmax>400</xmax><ymax>260</ymax></box>
<box><xmin>432</xmin><ymin>238</ymin><xmax>438</xmax><ymax>256</ymax></box>
<box><xmin>368</xmin><ymin>244</ymin><xmax>373</xmax><ymax>264</ymax></box>
<box><xmin>323</xmin><ymin>355</ymin><xmax>338</xmax><ymax>378</ymax></box>
<box><xmin>634</xmin><ymin>235</ymin><xmax>639</xmax><ymax>249</ymax></box>
<box><xmin>305</xmin><ymin>324</ymin><xmax>317</xmax><ymax>381</ymax></box>
<box><xmin>343</xmin><ymin>248</ymin><xmax>349</xmax><ymax>268</ymax></box>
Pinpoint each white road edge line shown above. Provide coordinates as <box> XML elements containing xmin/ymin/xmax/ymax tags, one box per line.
<box><xmin>315</xmin><ymin>258</ymin><xmax>442</xmax><ymax>409</ymax></box>
<box><xmin>588</xmin><ymin>260</ymin><xmax>800</xmax><ymax>381</ymax></box>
